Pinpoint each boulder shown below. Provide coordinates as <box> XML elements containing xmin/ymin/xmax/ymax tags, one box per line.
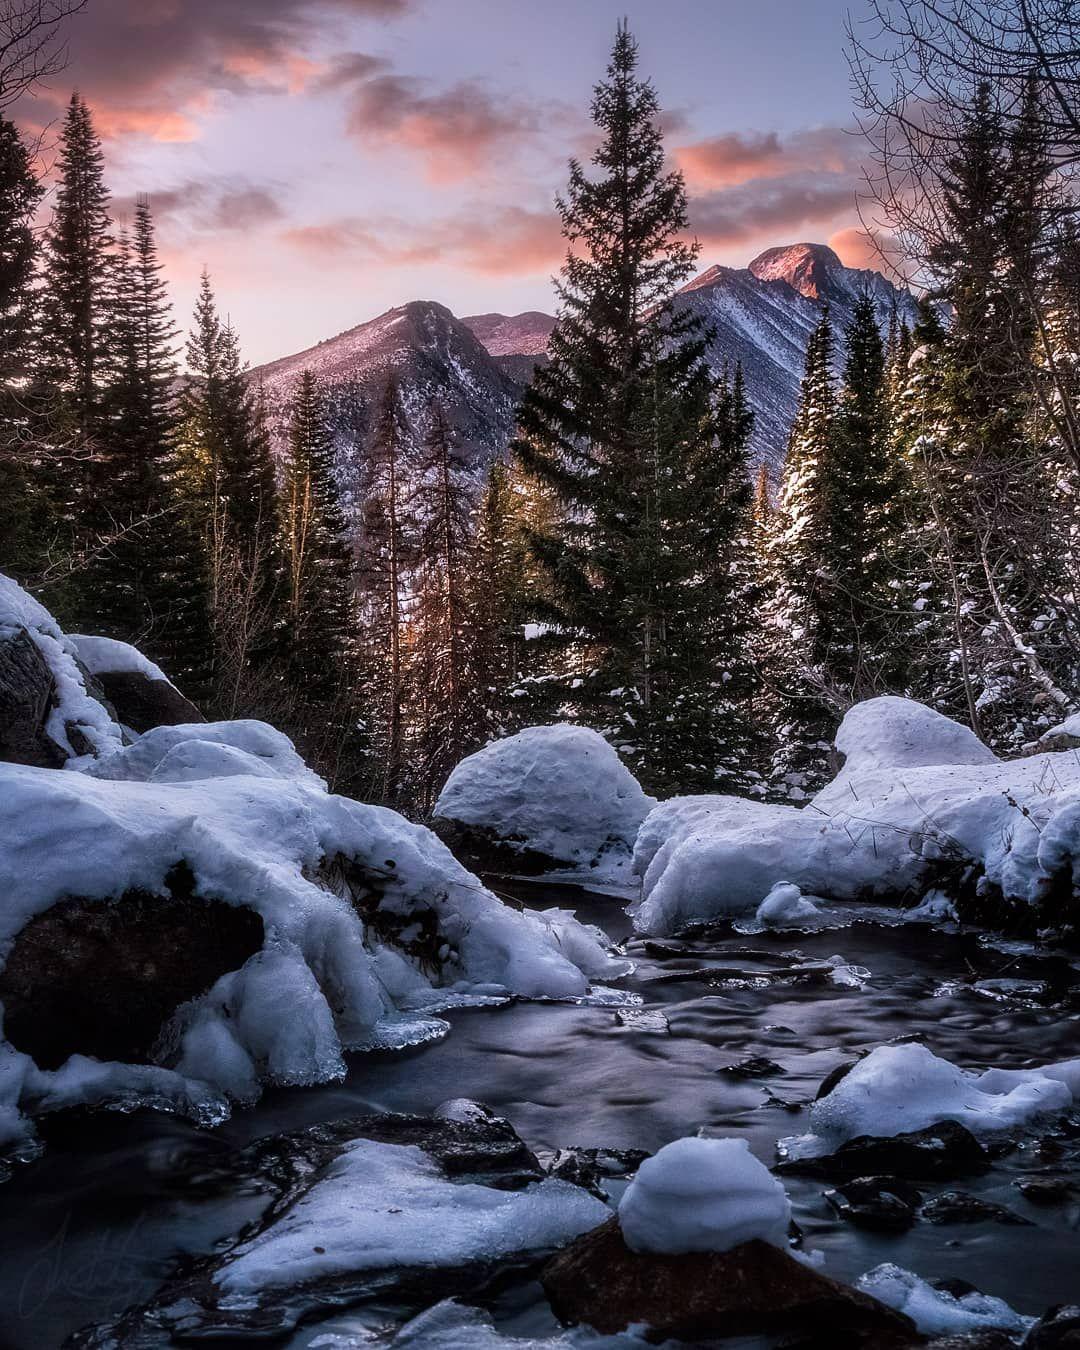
<box><xmin>0</xmin><ymin>870</ymin><xmax>264</xmax><ymax>1069</ymax></box>
<box><xmin>1025</xmin><ymin>1306</ymin><xmax>1080</xmax><ymax>1348</ymax></box>
<box><xmin>541</xmin><ymin>1218</ymin><xmax>917</xmax><ymax>1346</ymax></box>
<box><xmin>779</xmin><ymin>1120</ymin><xmax>991</xmax><ymax>1183</ymax></box>
<box><xmin>920</xmin><ymin>1190</ymin><xmax>1031</xmax><ymax>1226</ymax></box>
<box><xmin>824</xmin><ymin>1175</ymin><xmax>923</xmax><ymax>1232</ymax></box>
<box><xmin>68</xmin><ymin>634</ymin><xmax>204</xmax><ymax>733</ymax></box>
<box><xmin>433</xmin><ymin>725</ymin><xmax>655</xmax><ymax>879</ymax></box>
<box><xmin>0</xmin><ymin>625</ymin><xmax>68</xmax><ymax>767</ymax></box>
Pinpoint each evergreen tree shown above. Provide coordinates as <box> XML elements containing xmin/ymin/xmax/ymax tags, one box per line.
<box><xmin>513</xmin><ymin>23</ymin><xmax>750</xmax><ymax>790</ymax></box>
<box><xmin>767</xmin><ymin>308</ymin><xmax>841</xmax><ymax>792</ymax></box>
<box><xmin>356</xmin><ymin>377</ymin><xmax>410</xmax><ymax>804</ymax></box>
<box><xmin>410</xmin><ymin>405</ymin><xmax>478</xmax><ymax>810</ymax></box>
<box><xmin>177</xmin><ymin>272</ymin><xmax>283</xmax><ymax>715</ymax></box>
<box><xmin>0</xmin><ymin>112</ymin><xmax>43</xmax><ymax>574</ymax></box>
<box><xmin>281</xmin><ymin>368</ymin><xmax>364</xmax><ymax>787</ymax></box>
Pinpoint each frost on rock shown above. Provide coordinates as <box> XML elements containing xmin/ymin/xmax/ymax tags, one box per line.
<box><xmin>213</xmin><ymin>1138</ymin><xmax>610</xmax><ymax>1294</ymax></box>
<box><xmin>617</xmin><ymin>1136</ymin><xmax>791</xmax><ymax>1255</ymax></box>
<box><xmin>434</xmin><ymin>725</ymin><xmax>656</xmax><ymax>881</ymax></box>
<box><xmin>783</xmin><ymin>1043</ymin><xmax>1078</xmax><ymax>1160</ymax></box>
<box><xmin>630</xmin><ymin>695</ymin><xmax>1080</xmax><ymax>935</ymax></box>
<box><xmin>0</xmin><ymin>573</ymin><xmax>124</xmax><ymax>768</ymax></box>
<box><xmin>855</xmin><ymin>1263</ymin><xmax>1035</xmax><ymax>1337</ymax></box>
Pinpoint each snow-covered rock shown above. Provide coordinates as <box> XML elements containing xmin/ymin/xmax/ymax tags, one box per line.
<box><xmin>631</xmin><ymin>695</ymin><xmax>1080</xmax><ymax>934</ymax></box>
<box><xmin>782</xmin><ymin>1044</ymin><xmax>1077</xmax><ymax>1162</ymax></box>
<box><xmin>86</xmin><ymin>719</ymin><xmax>324</xmax><ymax>787</ymax></box>
<box><xmin>434</xmin><ymin>725</ymin><xmax>656</xmax><ymax>880</ymax></box>
<box><xmin>617</xmin><ymin>1137</ymin><xmax>791</xmax><ymax>1255</ymax></box>
<box><xmin>68</xmin><ymin>633</ymin><xmax>204</xmax><ymax>733</ymax></box>
<box><xmin>855</xmin><ymin>1263</ymin><xmax>1035</xmax><ymax>1338</ymax></box>
<box><xmin>214</xmin><ymin>1138</ymin><xmax>609</xmax><ymax>1294</ymax></box>
<box><xmin>0</xmin><ymin>574</ymin><xmax>124</xmax><ymax>769</ymax></box>
<box><xmin>755</xmin><ymin>882</ymin><xmax>822</xmax><ymax>927</ymax></box>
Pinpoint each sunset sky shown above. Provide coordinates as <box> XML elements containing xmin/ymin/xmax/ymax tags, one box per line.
<box><xmin>31</xmin><ymin>0</ymin><xmax>872</xmax><ymax>364</ymax></box>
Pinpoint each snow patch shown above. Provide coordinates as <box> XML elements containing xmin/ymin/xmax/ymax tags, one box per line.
<box><xmin>855</xmin><ymin>1263</ymin><xmax>1035</xmax><ymax>1337</ymax></box>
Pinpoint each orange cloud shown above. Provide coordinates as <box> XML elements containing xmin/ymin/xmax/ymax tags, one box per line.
<box><xmin>829</xmin><ymin>225</ymin><xmax>905</xmax><ymax>274</ymax></box>
<box><xmin>676</xmin><ymin>126</ymin><xmax>855</xmax><ymax>191</ymax></box>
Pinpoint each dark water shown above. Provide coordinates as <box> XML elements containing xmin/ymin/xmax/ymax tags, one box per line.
<box><xmin>2</xmin><ymin>884</ymin><xmax>1079</xmax><ymax>1347</ymax></box>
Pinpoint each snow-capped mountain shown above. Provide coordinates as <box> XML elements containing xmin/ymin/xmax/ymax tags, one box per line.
<box><xmin>252</xmin><ymin>301</ymin><xmax>523</xmax><ymax>510</ymax></box>
<box><xmin>675</xmin><ymin>242</ymin><xmax>919</xmax><ymax>473</ymax></box>
<box><xmin>252</xmin><ymin>243</ymin><xmax>916</xmax><ymax>496</ymax></box>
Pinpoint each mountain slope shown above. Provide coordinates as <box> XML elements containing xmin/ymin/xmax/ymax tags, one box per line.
<box><xmin>676</xmin><ymin>243</ymin><xmax>918</xmax><ymax>473</ymax></box>
<box><xmin>252</xmin><ymin>301</ymin><xmax>523</xmax><ymax>510</ymax></box>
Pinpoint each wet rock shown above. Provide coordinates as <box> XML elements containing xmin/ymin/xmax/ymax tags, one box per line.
<box><xmin>0</xmin><ymin>870</ymin><xmax>264</xmax><ymax>1068</ymax></box>
<box><xmin>0</xmin><ymin>626</ymin><xmax>70</xmax><ymax>767</ymax></box>
<box><xmin>779</xmin><ymin>1120</ymin><xmax>991</xmax><ymax>1182</ymax></box>
<box><xmin>1024</xmin><ymin>1305</ymin><xmax>1080</xmax><ymax>1347</ymax></box>
<box><xmin>541</xmin><ymin>1219</ymin><xmax>917</xmax><ymax>1346</ymax></box>
<box><xmin>921</xmin><ymin>1190</ymin><xmax>1031</xmax><ymax>1225</ymax></box>
<box><xmin>70</xmin><ymin>1112</ymin><xmax>560</xmax><ymax>1347</ymax></box>
<box><xmin>545</xmin><ymin>1146</ymin><xmax>649</xmax><ymax>1198</ymax></box>
<box><xmin>926</xmin><ymin>1334</ymin><xmax>1017</xmax><ymax>1349</ymax></box>
<box><xmin>1015</xmin><ymin>1176</ymin><xmax>1074</xmax><ymax>1205</ymax></box>
<box><xmin>92</xmin><ymin>668</ymin><xmax>204</xmax><ymax>734</ymax></box>
<box><xmin>824</xmin><ymin>1175</ymin><xmax>923</xmax><ymax>1232</ymax></box>
<box><xmin>719</xmin><ymin>1055</ymin><xmax>785</xmax><ymax>1079</ymax></box>
<box><xmin>816</xmin><ymin>1058</ymin><xmax>860</xmax><ymax>1099</ymax></box>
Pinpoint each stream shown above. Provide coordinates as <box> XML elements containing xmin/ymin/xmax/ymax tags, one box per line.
<box><xmin>1</xmin><ymin>882</ymin><xmax>1079</xmax><ymax>1348</ymax></box>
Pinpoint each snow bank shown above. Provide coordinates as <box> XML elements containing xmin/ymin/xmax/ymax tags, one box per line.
<box><xmin>785</xmin><ymin>1044</ymin><xmax>1075</xmax><ymax>1158</ymax></box>
<box><xmin>67</xmin><ymin>634</ymin><xmax>173</xmax><ymax>686</ymax></box>
<box><xmin>434</xmin><ymin>725</ymin><xmax>655</xmax><ymax>880</ymax></box>
<box><xmin>631</xmin><ymin>695</ymin><xmax>1080</xmax><ymax>934</ymax></box>
<box><xmin>0</xmin><ymin>574</ymin><xmax>123</xmax><ymax>767</ymax></box>
<box><xmin>0</xmin><ymin>758</ymin><xmax>621</xmax><ymax>1147</ymax></box>
<box><xmin>855</xmin><ymin>1263</ymin><xmax>1035</xmax><ymax>1337</ymax></box>
<box><xmin>214</xmin><ymin>1138</ymin><xmax>610</xmax><ymax>1293</ymax></box>
<box><xmin>86</xmin><ymin>720</ymin><xmax>325</xmax><ymax>787</ymax></box>
<box><xmin>617</xmin><ymin>1137</ymin><xmax>791</xmax><ymax>1255</ymax></box>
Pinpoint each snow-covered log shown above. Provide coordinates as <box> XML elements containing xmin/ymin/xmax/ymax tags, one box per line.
<box><xmin>631</xmin><ymin>695</ymin><xmax>1080</xmax><ymax>934</ymax></box>
<box><xmin>433</xmin><ymin>724</ymin><xmax>656</xmax><ymax>880</ymax></box>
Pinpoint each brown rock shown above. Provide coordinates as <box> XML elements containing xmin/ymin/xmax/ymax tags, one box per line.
<box><xmin>0</xmin><ymin>866</ymin><xmax>264</xmax><ymax>1068</ymax></box>
<box><xmin>93</xmin><ymin>669</ymin><xmax>205</xmax><ymax>734</ymax></box>
<box><xmin>541</xmin><ymin>1218</ymin><xmax>918</xmax><ymax>1347</ymax></box>
<box><xmin>0</xmin><ymin>626</ymin><xmax>69</xmax><ymax>767</ymax></box>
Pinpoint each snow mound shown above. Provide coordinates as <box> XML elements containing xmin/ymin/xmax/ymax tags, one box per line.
<box><xmin>0</xmin><ymin>574</ymin><xmax>123</xmax><ymax>767</ymax></box>
<box><xmin>834</xmin><ymin>696</ymin><xmax>997</xmax><ymax>778</ymax></box>
<box><xmin>0</xmin><ymin>759</ymin><xmax>621</xmax><ymax>1147</ymax></box>
<box><xmin>617</xmin><ymin>1136</ymin><xmax>791</xmax><ymax>1255</ymax></box>
<box><xmin>86</xmin><ymin>720</ymin><xmax>324</xmax><ymax>787</ymax></box>
<box><xmin>435</xmin><ymin>725</ymin><xmax>656</xmax><ymax>879</ymax></box>
<box><xmin>855</xmin><ymin>1263</ymin><xmax>1035</xmax><ymax>1337</ymax></box>
<box><xmin>756</xmin><ymin>882</ymin><xmax>822</xmax><ymax>927</ymax></box>
<box><xmin>792</xmin><ymin>1043</ymin><xmax>1075</xmax><ymax>1155</ymax></box>
<box><xmin>392</xmin><ymin>1301</ymin><xmax>659</xmax><ymax>1347</ymax></box>
<box><xmin>631</xmin><ymin>696</ymin><xmax>1080</xmax><ymax>934</ymax></box>
<box><xmin>214</xmin><ymin>1138</ymin><xmax>610</xmax><ymax>1293</ymax></box>
<box><xmin>67</xmin><ymin>634</ymin><xmax>173</xmax><ymax>686</ymax></box>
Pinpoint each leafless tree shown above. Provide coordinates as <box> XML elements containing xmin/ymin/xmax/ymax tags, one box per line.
<box><xmin>0</xmin><ymin>0</ymin><xmax>87</xmax><ymax>109</ymax></box>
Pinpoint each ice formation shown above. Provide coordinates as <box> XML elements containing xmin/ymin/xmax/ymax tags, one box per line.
<box><xmin>755</xmin><ymin>882</ymin><xmax>822</xmax><ymax>927</ymax></box>
<box><xmin>856</xmin><ymin>1263</ymin><xmax>1035</xmax><ymax>1337</ymax></box>
<box><xmin>434</xmin><ymin>724</ymin><xmax>656</xmax><ymax>879</ymax></box>
<box><xmin>391</xmin><ymin>1301</ymin><xmax>662</xmax><ymax>1348</ymax></box>
<box><xmin>617</xmin><ymin>1136</ymin><xmax>791</xmax><ymax>1255</ymax></box>
<box><xmin>0</xmin><ymin>577</ymin><xmax>624</xmax><ymax>1150</ymax></box>
<box><xmin>214</xmin><ymin>1139</ymin><xmax>610</xmax><ymax>1293</ymax></box>
<box><xmin>782</xmin><ymin>1043</ymin><xmax>1079</xmax><ymax>1159</ymax></box>
<box><xmin>631</xmin><ymin>695</ymin><xmax>1080</xmax><ymax>934</ymax></box>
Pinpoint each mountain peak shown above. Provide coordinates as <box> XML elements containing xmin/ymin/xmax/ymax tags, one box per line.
<box><xmin>747</xmin><ymin>243</ymin><xmax>844</xmax><ymax>300</ymax></box>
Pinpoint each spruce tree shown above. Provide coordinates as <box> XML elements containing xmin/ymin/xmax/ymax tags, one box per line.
<box><xmin>281</xmin><ymin>368</ymin><xmax>364</xmax><ymax>786</ymax></box>
<box><xmin>410</xmin><ymin>405</ymin><xmax>478</xmax><ymax>809</ymax></box>
<box><xmin>177</xmin><ymin>272</ymin><xmax>283</xmax><ymax>715</ymax></box>
<box><xmin>0</xmin><ymin>112</ymin><xmax>43</xmax><ymax>575</ymax></box>
<box><xmin>513</xmin><ymin>23</ymin><xmax>747</xmax><ymax>790</ymax></box>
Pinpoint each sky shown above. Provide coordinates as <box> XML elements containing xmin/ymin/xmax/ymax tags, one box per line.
<box><xmin>27</xmin><ymin>0</ymin><xmax>877</xmax><ymax>364</ymax></box>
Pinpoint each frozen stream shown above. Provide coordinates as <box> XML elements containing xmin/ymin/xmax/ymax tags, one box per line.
<box><xmin>1</xmin><ymin>883</ymin><xmax>1079</xmax><ymax>1347</ymax></box>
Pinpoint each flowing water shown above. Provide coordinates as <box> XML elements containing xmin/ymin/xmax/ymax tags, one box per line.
<box><xmin>2</xmin><ymin>883</ymin><xmax>1079</xmax><ymax>1347</ymax></box>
